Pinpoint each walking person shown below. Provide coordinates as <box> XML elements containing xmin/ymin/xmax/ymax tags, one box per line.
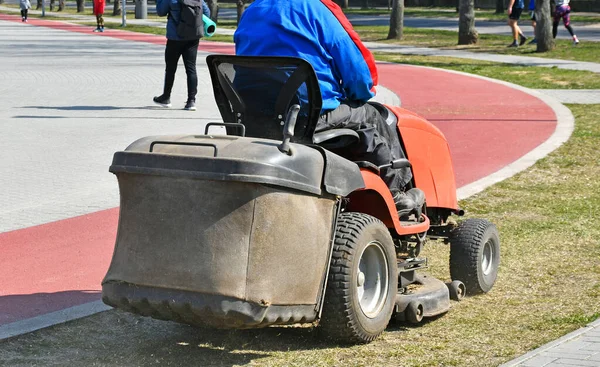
<box><xmin>552</xmin><ymin>0</ymin><xmax>579</xmax><ymax>45</ymax></box>
<box><xmin>507</xmin><ymin>0</ymin><xmax>528</xmax><ymax>47</ymax></box>
<box><xmin>153</xmin><ymin>0</ymin><xmax>210</xmax><ymax>111</ymax></box>
<box><xmin>92</xmin><ymin>0</ymin><xmax>105</xmax><ymax>32</ymax></box>
<box><xmin>19</xmin><ymin>0</ymin><xmax>31</xmax><ymax>22</ymax></box>
<box><xmin>528</xmin><ymin>0</ymin><xmax>537</xmax><ymax>44</ymax></box>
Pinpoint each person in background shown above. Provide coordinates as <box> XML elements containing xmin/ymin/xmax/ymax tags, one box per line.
<box><xmin>19</xmin><ymin>0</ymin><xmax>31</xmax><ymax>22</ymax></box>
<box><xmin>528</xmin><ymin>0</ymin><xmax>537</xmax><ymax>44</ymax></box>
<box><xmin>553</xmin><ymin>0</ymin><xmax>579</xmax><ymax>45</ymax></box>
<box><xmin>92</xmin><ymin>0</ymin><xmax>105</xmax><ymax>32</ymax></box>
<box><xmin>234</xmin><ymin>0</ymin><xmax>425</xmax><ymax>217</ymax></box>
<box><xmin>153</xmin><ymin>0</ymin><xmax>210</xmax><ymax>111</ymax></box>
<box><xmin>507</xmin><ymin>0</ymin><xmax>528</xmax><ymax>47</ymax></box>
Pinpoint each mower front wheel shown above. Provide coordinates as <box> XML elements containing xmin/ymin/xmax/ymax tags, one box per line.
<box><xmin>319</xmin><ymin>212</ymin><xmax>398</xmax><ymax>344</ymax></box>
<box><xmin>449</xmin><ymin>219</ymin><xmax>500</xmax><ymax>295</ymax></box>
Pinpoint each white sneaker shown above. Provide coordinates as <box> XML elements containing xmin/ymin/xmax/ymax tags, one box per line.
<box><xmin>573</xmin><ymin>36</ymin><xmax>579</xmax><ymax>46</ymax></box>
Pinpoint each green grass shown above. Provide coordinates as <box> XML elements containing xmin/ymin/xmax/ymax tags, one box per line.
<box><xmin>344</xmin><ymin>6</ymin><xmax>600</xmax><ymax>23</ymax></box>
<box><xmin>356</xmin><ymin>26</ymin><xmax>600</xmax><ymax>63</ymax></box>
<box><xmin>1</xmin><ymin>104</ymin><xmax>599</xmax><ymax>366</ymax></box>
<box><xmin>375</xmin><ymin>53</ymin><xmax>600</xmax><ymax>89</ymax></box>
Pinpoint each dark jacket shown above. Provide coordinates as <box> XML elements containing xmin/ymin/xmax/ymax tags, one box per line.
<box><xmin>156</xmin><ymin>0</ymin><xmax>210</xmax><ymax>40</ymax></box>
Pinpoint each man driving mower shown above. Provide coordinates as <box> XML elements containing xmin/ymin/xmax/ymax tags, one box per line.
<box><xmin>234</xmin><ymin>0</ymin><xmax>425</xmax><ymax>217</ymax></box>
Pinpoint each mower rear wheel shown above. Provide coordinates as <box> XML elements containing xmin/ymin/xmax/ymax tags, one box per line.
<box><xmin>449</xmin><ymin>219</ymin><xmax>500</xmax><ymax>295</ymax></box>
<box><xmin>320</xmin><ymin>212</ymin><xmax>398</xmax><ymax>344</ymax></box>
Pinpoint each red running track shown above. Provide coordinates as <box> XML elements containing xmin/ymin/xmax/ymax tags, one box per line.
<box><xmin>0</xmin><ymin>14</ymin><xmax>557</xmax><ymax>326</ymax></box>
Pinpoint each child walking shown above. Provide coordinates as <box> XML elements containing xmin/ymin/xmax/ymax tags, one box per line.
<box><xmin>20</xmin><ymin>0</ymin><xmax>31</xmax><ymax>22</ymax></box>
<box><xmin>92</xmin><ymin>0</ymin><xmax>105</xmax><ymax>32</ymax></box>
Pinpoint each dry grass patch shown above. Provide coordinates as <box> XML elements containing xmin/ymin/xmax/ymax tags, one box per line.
<box><xmin>375</xmin><ymin>54</ymin><xmax>600</xmax><ymax>89</ymax></box>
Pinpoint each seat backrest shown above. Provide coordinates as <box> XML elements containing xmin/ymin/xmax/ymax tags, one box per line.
<box><xmin>206</xmin><ymin>55</ymin><xmax>323</xmax><ymax>144</ymax></box>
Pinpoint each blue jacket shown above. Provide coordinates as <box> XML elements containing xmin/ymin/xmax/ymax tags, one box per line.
<box><xmin>156</xmin><ymin>0</ymin><xmax>210</xmax><ymax>40</ymax></box>
<box><xmin>234</xmin><ymin>0</ymin><xmax>378</xmax><ymax>112</ymax></box>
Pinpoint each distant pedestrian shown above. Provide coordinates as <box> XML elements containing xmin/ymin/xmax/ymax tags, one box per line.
<box><xmin>92</xmin><ymin>0</ymin><xmax>105</xmax><ymax>32</ymax></box>
<box><xmin>552</xmin><ymin>0</ymin><xmax>579</xmax><ymax>45</ymax></box>
<box><xmin>528</xmin><ymin>0</ymin><xmax>537</xmax><ymax>44</ymax></box>
<box><xmin>153</xmin><ymin>0</ymin><xmax>210</xmax><ymax>111</ymax></box>
<box><xmin>507</xmin><ymin>0</ymin><xmax>528</xmax><ymax>47</ymax></box>
<box><xmin>20</xmin><ymin>0</ymin><xmax>31</xmax><ymax>22</ymax></box>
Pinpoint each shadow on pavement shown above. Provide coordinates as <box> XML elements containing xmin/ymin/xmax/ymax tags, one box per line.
<box><xmin>23</xmin><ymin>105</ymin><xmax>156</xmax><ymax>111</ymax></box>
<box><xmin>0</xmin><ymin>290</ymin><xmax>100</xmax><ymax>326</ymax></box>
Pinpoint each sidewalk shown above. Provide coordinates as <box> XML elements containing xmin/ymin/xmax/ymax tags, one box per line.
<box><xmin>0</xmin><ymin>12</ymin><xmax>598</xmax><ymax>367</ymax></box>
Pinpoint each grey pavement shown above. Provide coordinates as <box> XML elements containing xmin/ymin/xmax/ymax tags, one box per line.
<box><xmin>0</xmin><ymin>20</ymin><xmax>221</xmax><ymax>232</ymax></box>
<box><xmin>500</xmin><ymin>318</ymin><xmax>600</xmax><ymax>367</ymax></box>
<box><xmin>537</xmin><ymin>89</ymin><xmax>600</xmax><ymax>104</ymax></box>
<box><xmin>0</xmin><ymin>19</ymin><xmax>397</xmax><ymax>233</ymax></box>
<box><xmin>0</xmin><ymin>10</ymin><xmax>599</xmax><ymax>367</ymax></box>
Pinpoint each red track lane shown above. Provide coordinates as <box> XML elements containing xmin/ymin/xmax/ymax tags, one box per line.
<box><xmin>377</xmin><ymin>64</ymin><xmax>557</xmax><ymax>187</ymax></box>
<box><xmin>0</xmin><ymin>209</ymin><xmax>118</xmax><ymax>325</ymax></box>
<box><xmin>0</xmin><ymin>14</ymin><xmax>557</xmax><ymax>326</ymax></box>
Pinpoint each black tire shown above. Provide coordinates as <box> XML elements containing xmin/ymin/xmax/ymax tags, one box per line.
<box><xmin>405</xmin><ymin>301</ymin><xmax>424</xmax><ymax>324</ymax></box>
<box><xmin>449</xmin><ymin>219</ymin><xmax>500</xmax><ymax>295</ymax></box>
<box><xmin>319</xmin><ymin>212</ymin><xmax>398</xmax><ymax>344</ymax></box>
<box><xmin>447</xmin><ymin>280</ymin><xmax>466</xmax><ymax>301</ymax></box>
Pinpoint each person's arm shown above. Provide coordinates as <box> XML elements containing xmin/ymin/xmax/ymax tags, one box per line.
<box><xmin>508</xmin><ymin>0</ymin><xmax>515</xmax><ymax>14</ymax></box>
<box><xmin>202</xmin><ymin>1</ymin><xmax>210</xmax><ymax>17</ymax></box>
<box><xmin>329</xmin><ymin>38</ymin><xmax>375</xmax><ymax>103</ymax></box>
<box><xmin>156</xmin><ymin>0</ymin><xmax>170</xmax><ymax>17</ymax></box>
<box><xmin>321</xmin><ymin>2</ymin><xmax>377</xmax><ymax>102</ymax></box>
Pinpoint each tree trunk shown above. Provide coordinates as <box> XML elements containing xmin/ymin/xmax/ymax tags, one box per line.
<box><xmin>340</xmin><ymin>0</ymin><xmax>348</xmax><ymax>8</ymax></box>
<box><xmin>50</xmin><ymin>0</ymin><xmax>54</xmax><ymax>10</ymax></box>
<box><xmin>36</xmin><ymin>0</ymin><xmax>41</xmax><ymax>10</ymax></box>
<box><xmin>76</xmin><ymin>0</ymin><xmax>85</xmax><ymax>12</ymax></box>
<box><xmin>458</xmin><ymin>0</ymin><xmax>478</xmax><ymax>44</ymax></box>
<box><xmin>495</xmin><ymin>0</ymin><xmax>504</xmax><ymax>14</ymax></box>
<box><xmin>206</xmin><ymin>0</ymin><xmax>218</xmax><ymax>22</ymax></box>
<box><xmin>535</xmin><ymin>0</ymin><xmax>554</xmax><ymax>52</ymax></box>
<box><xmin>58</xmin><ymin>0</ymin><xmax>65</xmax><ymax>11</ymax></box>
<box><xmin>113</xmin><ymin>0</ymin><xmax>121</xmax><ymax>16</ymax></box>
<box><xmin>236</xmin><ymin>0</ymin><xmax>245</xmax><ymax>24</ymax></box>
<box><xmin>387</xmin><ymin>0</ymin><xmax>404</xmax><ymax>40</ymax></box>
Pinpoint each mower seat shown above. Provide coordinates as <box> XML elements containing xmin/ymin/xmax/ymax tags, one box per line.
<box><xmin>206</xmin><ymin>55</ymin><xmax>359</xmax><ymax>149</ymax></box>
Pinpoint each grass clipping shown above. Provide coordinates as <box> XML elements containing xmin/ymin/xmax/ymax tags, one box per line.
<box><xmin>1</xmin><ymin>106</ymin><xmax>600</xmax><ymax>366</ymax></box>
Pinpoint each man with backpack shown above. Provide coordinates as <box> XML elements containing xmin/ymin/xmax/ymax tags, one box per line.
<box><xmin>154</xmin><ymin>0</ymin><xmax>210</xmax><ymax>111</ymax></box>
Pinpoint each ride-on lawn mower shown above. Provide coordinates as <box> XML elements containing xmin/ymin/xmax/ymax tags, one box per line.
<box><xmin>102</xmin><ymin>55</ymin><xmax>500</xmax><ymax>344</ymax></box>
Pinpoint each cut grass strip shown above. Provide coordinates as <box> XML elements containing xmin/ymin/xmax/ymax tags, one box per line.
<box><xmin>356</xmin><ymin>26</ymin><xmax>600</xmax><ymax>63</ymax></box>
<box><xmin>344</xmin><ymin>6</ymin><xmax>600</xmax><ymax>23</ymax></box>
<box><xmin>375</xmin><ymin>53</ymin><xmax>600</xmax><ymax>89</ymax></box>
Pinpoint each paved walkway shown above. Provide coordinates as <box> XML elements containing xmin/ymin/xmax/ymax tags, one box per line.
<box><xmin>0</xmin><ymin>11</ymin><xmax>597</xmax><ymax>367</ymax></box>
